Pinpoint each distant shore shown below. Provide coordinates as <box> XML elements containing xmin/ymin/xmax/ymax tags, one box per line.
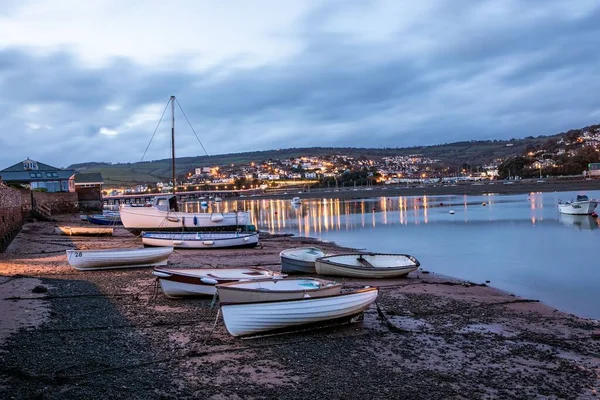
<box><xmin>253</xmin><ymin>178</ymin><xmax>600</xmax><ymax>201</ymax></box>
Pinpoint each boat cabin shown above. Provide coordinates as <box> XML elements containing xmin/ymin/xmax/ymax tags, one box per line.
<box><xmin>153</xmin><ymin>195</ymin><xmax>180</xmax><ymax>212</ymax></box>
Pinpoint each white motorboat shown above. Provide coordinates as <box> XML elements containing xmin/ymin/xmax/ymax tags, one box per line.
<box><xmin>141</xmin><ymin>231</ymin><xmax>259</xmax><ymax>249</ymax></box>
<box><xmin>152</xmin><ymin>267</ymin><xmax>285</xmax><ymax>298</ymax></box>
<box><xmin>279</xmin><ymin>247</ymin><xmax>325</xmax><ymax>274</ymax></box>
<box><xmin>216</xmin><ymin>277</ymin><xmax>341</xmax><ymax>303</ymax></box>
<box><xmin>557</xmin><ymin>195</ymin><xmax>598</xmax><ymax>215</ymax></box>
<box><xmin>66</xmin><ymin>247</ymin><xmax>173</xmax><ymax>271</ymax></box>
<box><xmin>120</xmin><ymin>195</ymin><xmax>250</xmax><ymax>235</ymax></box>
<box><xmin>221</xmin><ymin>287</ymin><xmax>379</xmax><ymax>337</ymax></box>
<box><xmin>315</xmin><ymin>253</ymin><xmax>420</xmax><ymax>278</ymax></box>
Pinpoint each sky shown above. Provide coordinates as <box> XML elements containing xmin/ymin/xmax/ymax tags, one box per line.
<box><xmin>1</xmin><ymin>0</ymin><xmax>599</xmax><ymax>169</ymax></box>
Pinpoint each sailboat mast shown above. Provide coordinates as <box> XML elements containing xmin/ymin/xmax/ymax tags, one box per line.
<box><xmin>170</xmin><ymin>95</ymin><xmax>176</xmax><ymax>194</ymax></box>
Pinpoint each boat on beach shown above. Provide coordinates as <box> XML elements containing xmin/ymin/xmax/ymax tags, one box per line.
<box><xmin>279</xmin><ymin>247</ymin><xmax>326</xmax><ymax>274</ymax></box>
<box><xmin>220</xmin><ymin>287</ymin><xmax>379</xmax><ymax>337</ymax></box>
<box><xmin>315</xmin><ymin>253</ymin><xmax>420</xmax><ymax>278</ymax></box>
<box><xmin>55</xmin><ymin>226</ymin><xmax>114</xmax><ymax>236</ymax></box>
<box><xmin>66</xmin><ymin>247</ymin><xmax>173</xmax><ymax>271</ymax></box>
<box><xmin>86</xmin><ymin>213</ymin><xmax>122</xmax><ymax>225</ymax></box>
<box><xmin>557</xmin><ymin>195</ymin><xmax>598</xmax><ymax>215</ymax></box>
<box><xmin>152</xmin><ymin>267</ymin><xmax>285</xmax><ymax>298</ymax></box>
<box><xmin>141</xmin><ymin>231</ymin><xmax>260</xmax><ymax>249</ymax></box>
<box><xmin>216</xmin><ymin>277</ymin><xmax>342</xmax><ymax>303</ymax></box>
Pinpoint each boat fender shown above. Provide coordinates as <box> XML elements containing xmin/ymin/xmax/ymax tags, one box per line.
<box><xmin>303</xmin><ymin>293</ymin><xmax>311</xmax><ymax>298</ymax></box>
<box><xmin>173</xmin><ymin>240</ymin><xmax>183</xmax><ymax>246</ymax></box>
<box><xmin>200</xmin><ymin>277</ymin><xmax>219</xmax><ymax>285</ymax></box>
<box><xmin>193</xmin><ymin>216</ymin><xmax>198</xmax><ymax>226</ymax></box>
<box><xmin>211</xmin><ymin>214</ymin><xmax>224</xmax><ymax>222</ymax></box>
<box><xmin>202</xmin><ymin>240</ymin><xmax>214</xmax><ymax>245</ymax></box>
<box><xmin>152</xmin><ymin>271</ymin><xmax>171</xmax><ymax>278</ymax></box>
<box><xmin>243</xmin><ymin>237</ymin><xmax>249</xmax><ymax>242</ymax></box>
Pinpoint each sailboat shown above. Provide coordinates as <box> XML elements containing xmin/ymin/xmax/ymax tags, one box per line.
<box><xmin>119</xmin><ymin>96</ymin><xmax>251</xmax><ymax>234</ymax></box>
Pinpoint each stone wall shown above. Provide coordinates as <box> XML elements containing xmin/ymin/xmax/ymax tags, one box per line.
<box><xmin>0</xmin><ymin>184</ymin><xmax>23</xmax><ymax>251</ymax></box>
<box><xmin>32</xmin><ymin>191</ymin><xmax>79</xmax><ymax>214</ymax></box>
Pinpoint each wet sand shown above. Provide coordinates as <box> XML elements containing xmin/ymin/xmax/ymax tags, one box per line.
<box><xmin>0</xmin><ymin>214</ymin><xmax>599</xmax><ymax>399</ymax></box>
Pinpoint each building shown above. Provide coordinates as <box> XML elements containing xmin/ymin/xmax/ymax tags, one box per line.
<box><xmin>0</xmin><ymin>158</ymin><xmax>75</xmax><ymax>192</ymax></box>
<box><xmin>588</xmin><ymin>163</ymin><xmax>600</xmax><ymax>177</ymax></box>
<box><xmin>74</xmin><ymin>173</ymin><xmax>104</xmax><ymax>208</ymax></box>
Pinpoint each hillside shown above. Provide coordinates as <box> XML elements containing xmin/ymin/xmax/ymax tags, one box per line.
<box><xmin>69</xmin><ymin>132</ymin><xmax>574</xmax><ymax>186</ymax></box>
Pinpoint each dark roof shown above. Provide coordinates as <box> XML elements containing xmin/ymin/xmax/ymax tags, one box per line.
<box><xmin>0</xmin><ymin>159</ymin><xmax>75</xmax><ymax>182</ymax></box>
<box><xmin>74</xmin><ymin>173</ymin><xmax>104</xmax><ymax>185</ymax></box>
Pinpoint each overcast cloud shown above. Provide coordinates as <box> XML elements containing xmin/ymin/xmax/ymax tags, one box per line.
<box><xmin>1</xmin><ymin>0</ymin><xmax>599</xmax><ymax>168</ymax></box>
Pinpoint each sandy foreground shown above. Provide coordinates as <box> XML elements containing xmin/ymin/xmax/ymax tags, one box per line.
<box><xmin>0</xmin><ymin>214</ymin><xmax>599</xmax><ymax>399</ymax></box>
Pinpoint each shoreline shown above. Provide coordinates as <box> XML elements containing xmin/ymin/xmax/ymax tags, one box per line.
<box><xmin>0</xmin><ymin>215</ymin><xmax>599</xmax><ymax>399</ymax></box>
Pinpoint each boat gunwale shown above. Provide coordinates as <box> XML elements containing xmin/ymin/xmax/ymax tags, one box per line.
<box><xmin>215</xmin><ymin>277</ymin><xmax>341</xmax><ymax>294</ymax></box>
<box><xmin>153</xmin><ymin>267</ymin><xmax>277</xmax><ymax>284</ymax></box>
<box><xmin>219</xmin><ymin>286</ymin><xmax>377</xmax><ymax>306</ymax></box>
<box><xmin>142</xmin><ymin>231</ymin><xmax>259</xmax><ymax>242</ymax></box>
<box><xmin>316</xmin><ymin>253</ymin><xmax>420</xmax><ymax>270</ymax></box>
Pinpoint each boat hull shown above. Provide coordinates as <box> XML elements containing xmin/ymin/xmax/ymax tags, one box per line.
<box><xmin>557</xmin><ymin>201</ymin><xmax>598</xmax><ymax>215</ymax></box>
<box><xmin>315</xmin><ymin>253</ymin><xmax>420</xmax><ymax>278</ymax></box>
<box><xmin>152</xmin><ymin>267</ymin><xmax>284</xmax><ymax>298</ymax></box>
<box><xmin>119</xmin><ymin>206</ymin><xmax>250</xmax><ymax>234</ymax></box>
<box><xmin>66</xmin><ymin>247</ymin><xmax>173</xmax><ymax>270</ymax></box>
<box><xmin>86</xmin><ymin>215</ymin><xmax>122</xmax><ymax>225</ymax></box>
<box><xmin>221</xmin><ymin>288</ymin><xmax>378</xmax><ymax>337</ymax></box>
<box><xmin>216</xmin><ymin>278</ymin><xmax>341</xmax><ymax>303</ymax></box>
<box><xmin>142</xmin><ymin>231</ymin><xmax>259</xmax><ymax>249</ymax></box>
<box><xmin>55</xmin><ymin>226</ymin><xmax>114</xmax><ymax>236</ymax></box>
<box><xmin>279</xmin><ymin>247</ymin><xmax>325</xmax><ymax>274</ymax></box>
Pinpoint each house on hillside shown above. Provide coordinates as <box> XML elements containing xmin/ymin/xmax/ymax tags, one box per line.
<box><xmin>0</xmin><ymin>158</ymin><xmax>75</xmax><ymax>192</ymax></box>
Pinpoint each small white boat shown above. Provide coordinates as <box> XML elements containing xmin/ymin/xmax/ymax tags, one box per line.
<box><xmin>279</xmin><ymin>247</ymin><xmax>325</xmax><ymax>274</ymax></box>
<box><xmin>291</xmin><ymin>197</ymin><xmax>302</xmax><ymax>204</ymax></box>
<box><xmin>66</xmin><ymin>247</ymin><xmax>173</xmax><ymax>271</ymax></box>
<box><xmin>315</xmin><ymin>253</ymin><xmax>420</xmax><ymax>278</ymax></box>
<box><xmin>55</xmin><ymin>226</ymin><xmax>114</xmax><ymax>236</ymax></box>
<box><xmin>221</xmin><ymin>287</ymin><xmax>379</xmax><ymax>337</ymax></box>
<box><xmin>214</xmin><ymin>196</ymin><xmax>222</xmax><ymax>202</ymax></box>
<box><xmin>216</xmin><ymin>277</ymin><xmax>341</xmax><ymax>303</ymax></box>
<box><xmin>141</xmin><ymin>231</ymin><xmax>259</xmax><ymax>249</ymax></box>
<box><xmin>557</xmin><ymin>195</ymin><xmax>598</xmax><ymax>215</ymax></box>
<box><xmin>152</xmin><ymin>267</ymin><xmax>285</xmax><ymax>298</ymax></box>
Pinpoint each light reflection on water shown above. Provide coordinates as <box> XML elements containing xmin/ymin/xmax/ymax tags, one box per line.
<box><xmin>187</xmin><ymin>190</ymin><xmax>600</xmax><ymax>319</ymax></box>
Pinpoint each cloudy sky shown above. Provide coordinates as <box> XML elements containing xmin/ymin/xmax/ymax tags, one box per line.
<box><xmin>1</xmin><ymin>0</ymin><xmax>599</xmax><ymax>168</ymax></box>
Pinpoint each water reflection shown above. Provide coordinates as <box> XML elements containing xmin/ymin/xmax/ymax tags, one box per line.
<box><xmin>558</xmin><ymin>214</ymin><xmax>599</xmax><ymax>230</ymax></box>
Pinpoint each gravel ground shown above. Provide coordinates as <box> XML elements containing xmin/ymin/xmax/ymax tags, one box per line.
<box><xmin>0</xmin><ymin>215</ymin><xmax>599</xmax><ymax>399</ymax></box>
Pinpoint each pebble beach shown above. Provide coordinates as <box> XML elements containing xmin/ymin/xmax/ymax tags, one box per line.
<box><xmin>1</xmin><ymin>213</ymin><xmax>600</xmax><ymax>399</ymax></box>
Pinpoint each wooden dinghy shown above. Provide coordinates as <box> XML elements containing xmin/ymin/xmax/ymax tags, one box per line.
<box><xmin>66</xmin><ymin>247</ymin><xmax>173</xmax><ymax>271</ymax></box>
<box><xmin>221</xmin><ymin>287</ymin><xmax>379</xmax><ymax>337</ymax></box>
<box><xmin>152</xmin><ymin>267</ymin><xmax>286</xmax><ymax>298</ymax></box>
<box><xmin>279</xmin><ymin>247</ymin><xmax>325</xmax><ymax>274</ymax></box>
<box><xmin>216</xmin><ymin>277</ymin><xmax>341</xmax><ymax>303</ymax></box>
<box><xmin>55</xmin><ymin>226</ymin><xmax>114</xmax><ymax>236</ymax></box>
<box><xmin>315</xmin><ymin>253</ymin><xmax>420</xmax><ymax>278</ymax></box>
<box><xmin>141</xmin><ymin>231</ymin><xmax>259</xmax><ymax>249</ymax></box>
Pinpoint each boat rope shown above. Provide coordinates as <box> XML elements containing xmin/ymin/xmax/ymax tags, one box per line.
<box><xmin>175</xmin><ymin>97</ymin><xmax>209</xmax><ymax>156</ymax></box>
<box><xmin>140</xmin><ymin>98</ymin><xmax>170</xmax><ymax>162</ymax></box>
<box><xmin>201</xmin><ymin>308</ymin><xmax>221</xmax><ymax>346</ymax></box>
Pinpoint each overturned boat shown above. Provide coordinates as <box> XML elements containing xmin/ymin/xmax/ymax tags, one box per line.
<box><xmin>216</xmin><ymin>277</ymin><xmax>341</xmax><ymax>303</ymax></box>
<box><xmin>66</xmin><ymin>247</ymin><xmax>173</xmax><ymax>271</ymax></box>
<box><xmin>152</xmin><ymin>267</ymin><xmax>285</xmax><ymax>298</ymax></box>
<box><xmin>315</xmin><ymin>253</ymin><xmax>420</xmax><ymax>278</ymax></box>
<box><xmin>220</xmin><ymin>287</ymin><xmax>379</xmax><ymax>337</ymax></box>
<box><xmin>141</xmin><ymin>231</ymin><xmax>259</xmax><ymax>249</ymax></box>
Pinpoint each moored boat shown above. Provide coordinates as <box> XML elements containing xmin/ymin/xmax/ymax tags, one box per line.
<box><xmin>141</xmin><ymin>231</ymin><xmax>259</xmax><ymax>249</ymax></box>
<box><xmin>279</xmin><ymin>247</ymin><xmax>325</xmax><ymax>274</ymax></box>
<box><xmin>216</xmin><ymin>277</ymin><xmax>341</xmax><ymax>303</ymax></box>
<box><xmin>152</xmin><ymin>267</ymin><xmax>285</xmax><ymax>298</ymax></box>
<box><xmin>55</xmin><ymin>226</ymin><xmax>114</xmax><ymax>236</ymax></box>
<box><xmin>557</xmin><ymin>195</ymin><xmax>598</xmax><ymax>215</ymax></box>
<box><xmin>66</xmin><ymin>247</ymin><xmax>173</xmax><ymax>271</ymax></box>
<box><xmin>87</xmin><ymin>214</ymin><xmax>123</xmax><ymax>225</ymax></box>
<box><xmin>120</xmin><ymin>195</ymin><xmax>251</xmax><ymax>235</ymax></box>
<box><xmin>315</xmin><ymin>253</ymin><xmax>420</xmax><ymax>278</ymax></box>
<box><xmin>220</xmin><ymin>287</ymin><xmax>379</xmax><ymax>337</ymax></box>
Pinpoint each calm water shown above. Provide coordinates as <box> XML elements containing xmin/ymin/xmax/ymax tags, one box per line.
<box><xmin>188</xmin><ymin>190</ymin><xmax>600</xmax><ymax>319</ymax></box>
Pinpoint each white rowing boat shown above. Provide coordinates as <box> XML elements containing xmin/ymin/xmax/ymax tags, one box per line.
<box><xmin>141</xmin><ymin>231</ymin><xmax>259</xmax><ymax>249</ymax></box>
<box><xmin>315</xmin><ymin>253</ymin><xmax>420</xmax><ymax>278</ymax></box>
<box><xmin>221</xmin><ymin>287</ymin><xmax>379</xmax><ymax>337</ymax></box>
<box><xmin>66</xmin><ymin>247</ymin><xmax>173</xmax><ymax>271</ymax></box>
<box><xmin>279</xmin><ymin>247</ymin><xmax>325</xmax><ymax>274</ymax></box>
<box><xmin>216</xmin><ymin>277</ymin><xmax>341</xmax><ymax>303</ymax></box>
